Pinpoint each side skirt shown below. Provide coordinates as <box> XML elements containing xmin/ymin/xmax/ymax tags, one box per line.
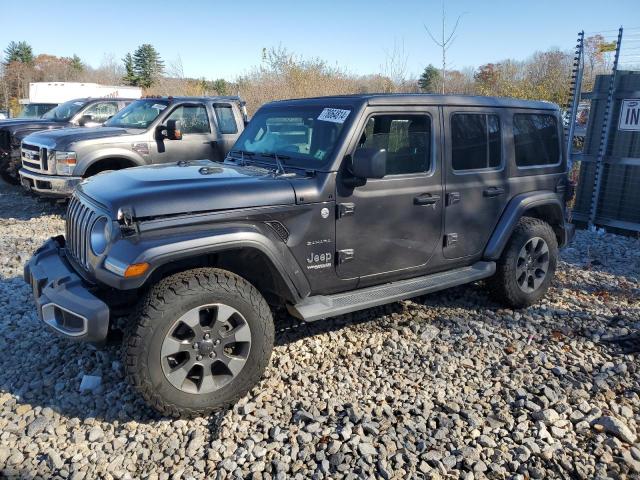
<box><xmin>289</xmin><ymin>261</ymin><xmax>496</xmax><ymax>322</ymax></box>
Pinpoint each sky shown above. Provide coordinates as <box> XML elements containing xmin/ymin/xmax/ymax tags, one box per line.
<box><xmin>1</xmin><ymin>0</ymin><xmax>637</xmax><ymax>80</ymax></box>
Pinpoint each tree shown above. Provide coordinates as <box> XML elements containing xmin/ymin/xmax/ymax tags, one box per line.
<box><xmin>4</xmin><ymin>41</ymin><xmax>34</xmax><ymax>65</ymax></box>
<box><xmin>211</xmin><ymin>79</ymin><xmax>229</xmax><ymax>95</ymax></box>
<box><xmin>418</xmin><ymin>64</ymin><xmax>441</xmax><ymax>92</ymax></box>
<box><xmin>132</xmin><ymin>44</ymin><xmax>164</xmax><ymax>89</ymax></box>
<box><xmin>424</xmin><ymin>1</ymin><xmax>464</xmax><ymax>93</ymax></box>
<box><xmin>69</xmin><ymin>54</ymin><xmax>84</xmax><ymax>74</ymax></box>
<box><xmin>122</xmin><ymin>53</ymin><xmax>138</xmax><ymax>86</ymax></box>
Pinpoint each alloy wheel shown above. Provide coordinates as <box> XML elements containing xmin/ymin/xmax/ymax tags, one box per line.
<box><xmin>160</xmin><ymin>303</ymin><xmax>251</xmax><ymax>394</ymax></box>
<box><xmin>515</xmin><ymin>236</ymin><xmax>550</xmax><ymax>294</ymax></box>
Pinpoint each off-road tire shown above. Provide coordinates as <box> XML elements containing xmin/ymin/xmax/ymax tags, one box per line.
<box><xmin>488</xmin><ymin>217</ymin><xmax>558</xmax><ymax>308</ymax></box>
<box><xmin>124</xmin><ymin>268</ymin><xmax>274</xmax><ymax>417</ymax></box>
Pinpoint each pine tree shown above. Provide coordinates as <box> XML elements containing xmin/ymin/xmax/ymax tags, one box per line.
<box><xmin>69</xmin><ymin>54</ymin><xmax>84</xmax><ymax>73</ymax></box>
<box><xmin>418</xmin><ymin>64</ymin><xmax>440</xmax><ymax>93</ymax></box>
<box><xmin>4</xmin><ymin>41</ymin><xmax>34</xmax><ymax>65</ymax></box>
<box><xmin>122</xmin><ymin>53</ymin><xmax>138</xmax><ymax>86</ymax></box>
<box><xmin>132</xmin><ymin>44</ymin><xmax>164</xmax><ymax>89</ymax></box>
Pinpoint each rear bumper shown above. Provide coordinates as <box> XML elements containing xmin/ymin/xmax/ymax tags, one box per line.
<box><xmin>24</xmin><ymin>236</ymin><xmax>110</xmax><ymax>342</ymax></box>
<box><xmin>19</xmin><ymin>168</ymin><xmax>81</xmax><ymax>197</ymax></box>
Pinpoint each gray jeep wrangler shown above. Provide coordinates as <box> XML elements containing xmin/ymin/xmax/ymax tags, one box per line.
<box><xmin>25</xmin><ymin>94</ymin><xmax>574</xmax><ymax>417</ymax></box>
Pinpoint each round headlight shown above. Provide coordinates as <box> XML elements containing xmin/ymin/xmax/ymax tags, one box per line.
<box><xmin>90</xmin><ymin>217</ymin><xmax>112</xmax><ymax>255</ymax></box>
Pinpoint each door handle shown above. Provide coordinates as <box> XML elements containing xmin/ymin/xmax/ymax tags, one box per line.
<box><xmin>414</xmin><ymin>194</ymin><xmax>440</xmax><ymax>205</ymax></box>
<box><xmin>483</xmin><ymin>187</ymin><xmax>505</xmax><ymax>198</ymax></box>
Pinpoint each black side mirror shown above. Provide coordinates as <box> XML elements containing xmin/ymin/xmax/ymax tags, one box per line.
<box><xmin>164</xmin><ymin>119</ymin><xmax>183</xmax><ymax>140</ymax></box>
<box><xmin>78</xmin><ymin>114</ymin><xmax>93</xmax><ymax>126</ymax></box>
<box><xmin>352</xmin><ymin>148</ymin><xmax>387</xmax><ymax>179</ymax></box>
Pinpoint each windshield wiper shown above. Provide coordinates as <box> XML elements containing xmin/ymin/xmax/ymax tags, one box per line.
<box><xmin>259</xmin><ymin>152</ymin><xmax>291</xmax><ymax>176</ymax></box>
<box><xmin>229</xmin><ymin>149</ymin><xmax>255</xmax><ymax>166</ymax></box>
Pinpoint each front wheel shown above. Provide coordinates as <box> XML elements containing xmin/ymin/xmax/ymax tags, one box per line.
<box><xmin>488</xmin><ymin>217</ymin><xmax>558</xmax><ymax>308</ymax></box>
<box><xmin>124</xmin><ymin>268</ymin><xmax>274</xmax><ymax>417</ymax></box>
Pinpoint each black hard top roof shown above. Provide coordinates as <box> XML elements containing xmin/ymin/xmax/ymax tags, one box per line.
<box><xmin>267</xmin><ymin>93</ymin><xmax>559</xmax><ymax>111</ymax></box>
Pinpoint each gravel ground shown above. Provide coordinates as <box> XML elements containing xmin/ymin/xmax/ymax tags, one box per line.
<box><xmin>0</xmin><ymin>178</ymin><xmax>639</xmax><ymax>480</ymax></box>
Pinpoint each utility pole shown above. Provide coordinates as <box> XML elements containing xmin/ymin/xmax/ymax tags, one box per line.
<box><xmin>425</xmin><ymin>0</ymin><xmax>464</xmax><ymax>94</ymax></box>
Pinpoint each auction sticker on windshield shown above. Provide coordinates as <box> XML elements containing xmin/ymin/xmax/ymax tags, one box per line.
<box><xmin>318</xmin><ymin>108</ymin><xmax>350</xmax><ymax>123</ymax></box>
<box><xmin>152</xmin><ymin>104</ymin><xmax>167</xmax><ymax>110</ymax></box>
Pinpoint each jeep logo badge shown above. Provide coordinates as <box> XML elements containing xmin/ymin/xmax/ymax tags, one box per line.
<box><xmin>320</xmin><ymin>207</ymin><xmax>330</xmax><ymax>219</ymax></box>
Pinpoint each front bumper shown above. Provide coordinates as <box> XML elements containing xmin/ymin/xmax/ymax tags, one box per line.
<box><xmin>24</xmin><ymin>236</ymin><xmax>110</xmax><ymax>342</ymax></box>
<box><xmin>19</xmin><ymin>168</ymin><xmax>81</xmax><ymax>197</ymax></box>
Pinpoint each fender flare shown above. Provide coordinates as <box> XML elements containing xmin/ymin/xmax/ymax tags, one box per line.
<box><xmin>483</xmin><ymin>191</ymin><xmax>565</xmax><ymax>260</ymax></box>
<box><xmin>78</xmin><ymin>148</ymin><xmax>146</xmax><ymax>176</ymax></box>
<box><xmin>94</xmin><ymin>225</ymin><xmax>310</xmax><ymax>302</ymax></box>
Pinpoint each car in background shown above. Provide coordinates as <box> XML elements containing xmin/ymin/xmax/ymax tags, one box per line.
<box><xmin>0</xmin><ymin>97</ymin><xmax>135</xmax><ymax>184</ymax></box>
<box><xmin>19</xmin><ymin>96</ymin><xmax>247</xmax><ymax>197</ymax></box>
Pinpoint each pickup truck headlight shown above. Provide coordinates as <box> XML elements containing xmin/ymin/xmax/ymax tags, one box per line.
<box><xmin>55</xmin><ymin>151</ymin><xmax>77</xmax><ymax>175</ymax></box>
<box><xmin>90</xmin><ymin>216</ymin><xmax>112</xmax><ymax>255</ymax></box>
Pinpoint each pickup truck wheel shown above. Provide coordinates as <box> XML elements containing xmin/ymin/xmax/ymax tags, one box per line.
<box><xmin>489</xmin><ymin>217</ymin><xmax>558</xmax><ymax>308</ymax></box>
<box><xmin>124</xmin><ymin>268</ymin><xmax>274</xmax><ymax>417</ymax></box>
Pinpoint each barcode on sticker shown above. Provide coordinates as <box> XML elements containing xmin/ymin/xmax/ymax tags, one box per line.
<box><xmin>318</xmin><ymin>108</ymin><xmax>350</xmax><ymax>123</ymax></box>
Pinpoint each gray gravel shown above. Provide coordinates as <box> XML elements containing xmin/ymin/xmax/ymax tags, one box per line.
<box><xmin>1</xmin><ymin>178</ymin><xmax>639</xmax><ymax>479</ymax></box>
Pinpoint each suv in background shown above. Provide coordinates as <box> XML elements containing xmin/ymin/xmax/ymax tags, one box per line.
<box><xmin>25</xmin><ymin>94</ymin><xmax>574</xmax><ymax>417</ymax></box>
<box><xmin>0</xmin><ymin>98</ymin><xmax>134</xmax><ymax>183</ymax></box>
<box><xmin>19</xmin><ymin>96</ymin><xmax>247</xmax><ymax>197</ymax></box>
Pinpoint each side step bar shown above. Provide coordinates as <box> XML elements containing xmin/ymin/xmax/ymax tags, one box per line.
<box><xmin>289</xmin><ymin>261</ymin><xmax>496</xmax><ymax>322</ymax></box>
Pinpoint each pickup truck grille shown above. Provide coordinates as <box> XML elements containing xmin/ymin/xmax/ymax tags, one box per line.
<box><xmin>66</xmin><ymin>195</ymin><xmax>98</xmax><ymax>270</ymax></box>
<box><xmin>21</xmin><ymin>142</ymin><xmax>51</xmax><ymax>173</ymax></box>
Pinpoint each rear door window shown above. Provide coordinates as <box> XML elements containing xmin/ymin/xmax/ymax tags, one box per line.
<box><xmin>513</xmin><ymin>113</ymin><xmax>560</xmax><ymax>167</ymax></box>
<box><xmin>213</xmin><ymin>104</ymin><xmax>238</xmax><ymax>134</ymax></box>
<box><xmin>451</xmin><ymin>113</ymin><xmax>501</xmax><ymax>171</ymax></box>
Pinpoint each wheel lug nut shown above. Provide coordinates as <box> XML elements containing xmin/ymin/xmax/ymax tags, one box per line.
<box><xmin>192</xmin><ymin>343</ymin><xmax>198</xmax><ymax>349</ymax></box>
<box><xmin>209</xmin><ymin>352</ymin><xmax>215</xmax><ymax>359</ymax></box>
<box><xmin>196</xmin><ymin>355</ymin><xmax>202</xmax><ymax>361</ymax></box>
<box><xmin>204</xmin><ymin>333</ymin><xmax>210</xmax><ymax>339</ymax></box>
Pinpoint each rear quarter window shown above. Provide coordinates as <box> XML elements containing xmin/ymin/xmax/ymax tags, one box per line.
<box><xmin>513</xmin><ymin>113</ymin><xmax>560</xmax><ymax>167</ymax></box>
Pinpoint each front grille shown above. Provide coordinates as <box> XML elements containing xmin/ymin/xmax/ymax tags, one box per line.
<box><xmin>66</xmin><ymin>195</ymin><xmax>99</xmax><ymax>270</ymax></box>
<box><xmin>21</xmin><ymin>143</ymin><xmax>50</xmax><ymax>173</ymax></box>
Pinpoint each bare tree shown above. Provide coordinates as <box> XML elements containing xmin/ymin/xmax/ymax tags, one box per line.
<box><xmin>381</xmin><ymin>38</ymin><xmax>409</xmax><ymax>92</ymax></box>
<box><xmin>424</xmin><ymin>0</ymin><xmax>464</xmax><ymax>93</ymax></box>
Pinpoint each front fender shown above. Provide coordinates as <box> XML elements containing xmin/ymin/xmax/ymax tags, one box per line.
<box><xmin>483</xmin><ymin>191</ymin><xmax>566</xmax><ymax>260</ymax></box>
<box><xmin>76</xmin><ymin>147</ymin><xmax>146</xmax><ymax>176</ymax></box>
<box><xmin>93</xmin><ymin>223</ymin><xmax>310</xmax><ymax>301</ymax></box>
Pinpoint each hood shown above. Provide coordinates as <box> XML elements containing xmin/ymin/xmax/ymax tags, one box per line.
<box><xmin>78</xmin><ymin>160</ymin><xmax>297</xmax><ymax>219</ymax></box>
<box><xmin>0</xmin><ymin>118</ymin><xmax>66</xmax><ymax>140</ymax></box>
<box><xmin>24</xmin><ymin>126</ymin><xmax>130</xmax><ymax>149</ymax></box>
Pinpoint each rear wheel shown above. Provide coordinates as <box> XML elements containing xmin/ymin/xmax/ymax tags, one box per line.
<box><xmin>488</xmin><ymin>217</ymin><xmax>558</xmax><ymax>308</ymax></box>
<box><xmin>124</xmin><ymin>268</ymin><xmax>274</xmax><ymax>417</ymax></box>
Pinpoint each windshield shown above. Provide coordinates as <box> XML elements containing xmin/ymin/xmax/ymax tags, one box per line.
<box><xmin>19</xmin><ymin>103</ymin><xmax>56</xmax><ymax>118</ymax></box>
<box><xmin>42</xmin><ymin>99</ymin><xmax>86</xmax><ymax>121</ymax></box>
<box><xmin>105</xmin><ymin>100</ymin><xmax>169</xmax><ymax>129</ymax></box>
<box><xmin>231</xmin><ymin>106</ymin><xmax>353</xmax><ymax>165</ymax></box>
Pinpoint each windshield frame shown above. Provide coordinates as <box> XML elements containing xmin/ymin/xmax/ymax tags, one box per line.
<box><xmin>42</xmin><ymin>99</ymin><xmax>87</xmax><ymax>122</ymax></box>
<box><xmin>104</xmin><ymin>99</ymin><xmax>170</xmax><ymax>130</ymax></box>
<box><xmin>229</xmin><ymin>103</ymin><xmax>358</xmax><ymax>171</ymax></box>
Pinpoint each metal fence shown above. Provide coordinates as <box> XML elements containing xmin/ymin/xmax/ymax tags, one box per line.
<box><xmin>570</xmin><ymin>27</ymin><xmax>640</xmax><ymax>234</ymax></box>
